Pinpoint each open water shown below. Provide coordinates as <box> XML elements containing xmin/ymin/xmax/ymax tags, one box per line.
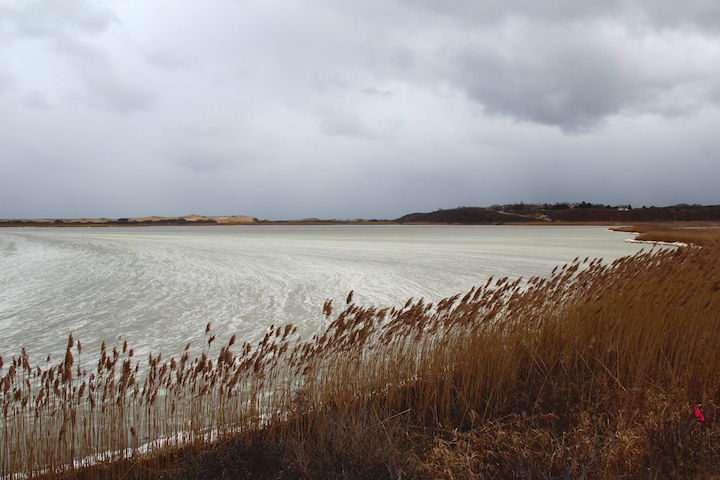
<box><xmin>0</xmin><ymin>225</ymin><xmax>647</xmax><ymax>364</ymax></box>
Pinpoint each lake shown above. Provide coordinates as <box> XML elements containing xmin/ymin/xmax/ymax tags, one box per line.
<box><xmin>0</xmin><ymin>225</ymin><xmax>647</xmax><ymax>364</ymax></box>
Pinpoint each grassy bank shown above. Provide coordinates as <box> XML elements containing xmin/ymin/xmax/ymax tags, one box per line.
<box><xmin>615</xmin><ymin>223</ymin><xmax>720</xmax><ymax>246</ymax></box>
<box><xmin>2</xmin><ymin>235</ymin><xmax>719</xmax><ymax>478</ymax></box>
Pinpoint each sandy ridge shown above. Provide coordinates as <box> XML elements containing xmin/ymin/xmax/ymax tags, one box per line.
<box><xmin>0</xmin><ymin>214</ymin><xmax>259</xmax><ymax>225</ymax></box>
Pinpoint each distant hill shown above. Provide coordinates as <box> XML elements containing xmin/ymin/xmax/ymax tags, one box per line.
<box><xmin>5</xmin><ymin>205</ymin><xmax>720</xmax><ymax>228</ymax></box>
<box><xmin>396</xmin><ymin>205</ymin><xmax>720</xmax><ymax>224</ymax></box>
<box><xmin>396</xmin><ymin>207</ymin><xmax>538</xmax><ymax>224</ymax></box>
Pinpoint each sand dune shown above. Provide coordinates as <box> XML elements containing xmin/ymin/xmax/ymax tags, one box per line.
<box><xmin>1</xmin><ymin>214</ymin><xmax>259</xmax><ymax>226</ymax></box>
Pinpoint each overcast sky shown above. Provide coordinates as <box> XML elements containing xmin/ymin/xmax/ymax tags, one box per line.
<box><xmin>1</xmin><ymin>0</ymin><xmax>719</xmax><ymax>220</ymax></box>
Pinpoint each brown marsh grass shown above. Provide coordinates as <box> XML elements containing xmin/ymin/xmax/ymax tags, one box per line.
<box><xmin>2</xmin><ymin>239</ymin><xmax>720</xmax><ymax>479</ymax></box>
<box><xmin>615</xmin><ymin>222</ymin><xmax>720</xmax><ymax>246</ymax></box>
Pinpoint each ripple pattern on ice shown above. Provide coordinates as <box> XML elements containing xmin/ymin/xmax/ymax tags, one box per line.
<box><xmin>0</xmin><ymin>225</ymin><xmax>645</xmax><ymax>363</ymax></box>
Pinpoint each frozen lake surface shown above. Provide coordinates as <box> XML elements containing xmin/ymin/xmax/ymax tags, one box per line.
<box><xmin>0</xmin><ymin>225</ymin><xmax>647</xmax><ymax>363</ymax></box>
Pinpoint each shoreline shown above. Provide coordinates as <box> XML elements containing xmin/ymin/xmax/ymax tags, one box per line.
<box><xmin>4</xmin><ymin>205</ymin><xmax>720</xmax><ymax>228</ymax></box>
<box><xmin>4</xmin><ymin>219</ymin><xmax>717</xmax><ymax>228</ymax></box>
<box><xmin>5</xmin><ymin>220</ymin><xmax>719</xmax><ymax>248</ymax></box>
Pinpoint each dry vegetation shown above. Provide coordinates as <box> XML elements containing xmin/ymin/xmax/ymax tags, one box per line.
<box><xmin>2</xmin><ymin>233</ymin><xmax>720</xmax><ymax>479</ymax></box>
<box><xmin>616</xmin><ymin>223</ymin><xmax>720</xmax><ymax>246</ymax></box>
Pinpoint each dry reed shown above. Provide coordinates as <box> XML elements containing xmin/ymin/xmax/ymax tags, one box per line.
<box><xmin>615</xmin><ymin>222</ymin><xmax>720</xmax><ymax>245</ymax></box>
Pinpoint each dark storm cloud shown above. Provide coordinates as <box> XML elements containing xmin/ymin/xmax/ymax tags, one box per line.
<box><xmin>382</xmin><ymin>0</ymin><xmax>720</xmax><ymax>132</ymax></box>
<box><xmin>453</xmin><ymin>41</ymin><xmax>626</xmax><ymax>132</ymax></box>
<box><xmin>450</xmin><ymin>26</ymin><xmax>719</xmax><ymax>132</ymax></box>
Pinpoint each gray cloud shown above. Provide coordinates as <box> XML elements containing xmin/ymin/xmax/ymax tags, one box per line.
<box><xmin>0</xmin><ymin>0</ymin><xmax>719</xmax><ymax>220</ymax></box>
<box><xmin>0</xmin><ymin>59</ymin><xmax>12</xmax><ymax>93</ymax></box>
<box><xmin>145</xmin><ymin>50</ymin><xmax>190</xmax><ymax>71</ymax></box>
<box><xmin>0</xmin><ymin>0</ymin><xmax>153</xmax><ymax>114</ymax></box>
<box><xmin>318</xmin><ymin>106</ymin><xmax>382</xmax><ymax>139</ymax></box>
<box><xmin>450</xmin><ymin>28</ymin><xmax>717</xmax><ymax>131</ymax></box>
<box><xmin>381</xmin><ymin>1</ymin><xmax>720</xmax><ymax>132</ymax></box>
<box><xmin>0</xmin><ymin>0</ymin><xmax>117</xmax><ymax>38</ymax></box>
<box><xmin>453</xmin><ymin>46</ymin><xmax>624</xmax><ymax>132</ymax></box>
<box><xmin>361</xmin><ymin>87</ymin><xmax>394</xmax><ymax>97</ymax></box>
<box><xmin>81</xmin><ymin>70</ymin><xmax>156</xmax><ymax>113</ymax></box>
<box><xmin>402</xmin><ymin>0</ymin><xmax>720</xmax><ymax>31</ymax></box>
<box><xmin>168</xmin><ymin>150</ymin><xmax>236</xmax><ymax>173</ymax></box>
<box><xmin>51</xmin><ymin>33</ymin><xmax>108</xmax><ymax>63</ymax></box>
<box><xmin>22</xmin><ymin>90</ymin><xmax>53</xmax><ymax>110</ymax></box>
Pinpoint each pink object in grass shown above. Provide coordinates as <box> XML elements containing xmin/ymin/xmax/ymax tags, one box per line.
<box><xmin>695</xmin><ymin>405</ymin><xmax>706</xmax><ymax>421</ymax></box>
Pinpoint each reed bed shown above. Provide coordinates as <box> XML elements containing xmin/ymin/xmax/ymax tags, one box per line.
<box><xmin>1</xmin><ymin>323</ymin><xmax>303</xmax><ymax>478</ymax></box>
<box><xmin>2</xmin><ymin>241</ymin><xmax>720</xmax><ymax>479</ymax></box>
<box><xmin>635</xmin><ymin>227</ymin><xmax>720</xmax><ymax>245</ymax></box>
<box><xmin>615</xmin><ymin>222</ymin><xmax>720</xmax><ymax>245</ymax></box>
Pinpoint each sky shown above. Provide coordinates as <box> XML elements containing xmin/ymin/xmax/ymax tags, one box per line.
<box><xmin>1</xmin><ymin>0</ymin><xmax>719</xmax><ymax>220</ymax></box>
